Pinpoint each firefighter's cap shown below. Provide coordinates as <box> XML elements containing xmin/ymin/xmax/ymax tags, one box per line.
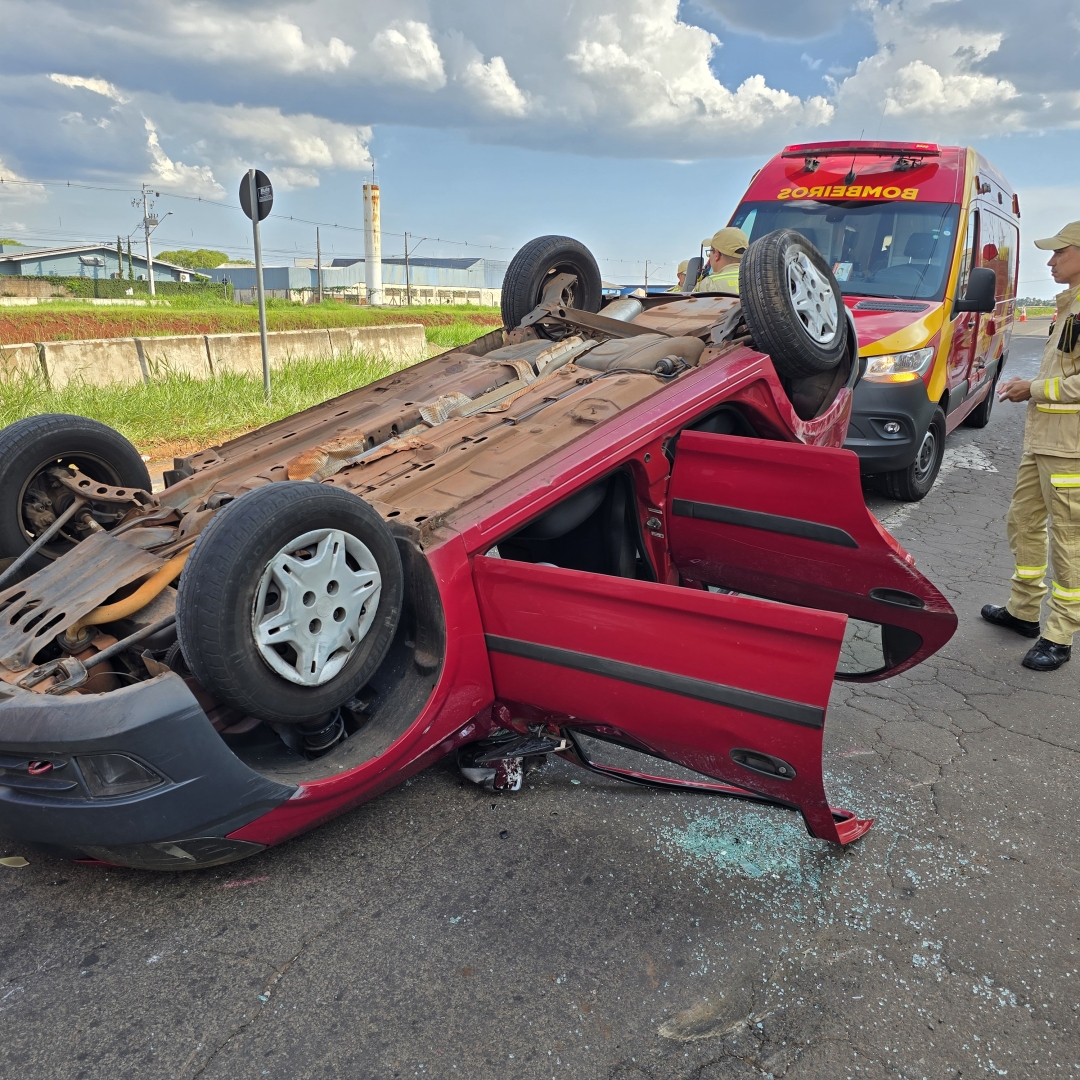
<box><xmin>677</xmin><ymin>260</ymin><xmax>689</xmax><ymax>275</ymax></box>
<box><xmin>1034</xmin><ymin>222</ymin><xmax>1080</xmax><ymax>250</ymax></box>
<box><xmin>702</xmin><ymin>227</ymin><xmax>749</xmax><ymax>259</ymax></box>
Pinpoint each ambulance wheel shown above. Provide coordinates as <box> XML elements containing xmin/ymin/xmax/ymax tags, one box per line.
<box><xmin>963</xmin><ymin>375</ymin><xmax>996</xmax><ymax>429</ymax></box>
<box><xmin>882</xmin><ymin>408</ymin><xmax>946</xmax><ymax>501</ymax></box>
<box><xmin>740</xmin><ymin>229</ymin><xmax>848</xmax><ymax>379</ymax></box>
<box><xmin>0</xmin><ymin>413</ymin><xmax>151</xmax><ymax>573</ymax></box>
<box><xmin>177</xmin><ymin>482</ymin><xmax>403</xmax><ymax>724</ymax></box>
<box><xmin>501</xmin><ymin>235</ymin><xmax>602</xmax><ymax>334</ymax></box>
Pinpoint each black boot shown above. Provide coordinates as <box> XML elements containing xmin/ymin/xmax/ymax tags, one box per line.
<box><xmin>1022</xmin><ymin>638</ymin><xmax>1072</xmax><ymax>671</ymax></box>
<box><xmin>980</xmin><ymin>604</ymin><xmax>1041</xmax><ymax>638</ymax></box>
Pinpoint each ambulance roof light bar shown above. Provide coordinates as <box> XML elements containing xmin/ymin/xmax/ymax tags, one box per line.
<box><xmin>781</xmin><ymin>142</ymin><xmax>942</xmax><ymax>159</ymax></box>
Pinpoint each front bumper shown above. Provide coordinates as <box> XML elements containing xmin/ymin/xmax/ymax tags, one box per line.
<box><xmin>843</xmin><ymin>376</ymin><xmax>937</xmax><ymax>474</ymax></box>
<box><xmin>0</xmin><ymin>675</ymin><xmax>294</xmax><ymax>869</ymax></box>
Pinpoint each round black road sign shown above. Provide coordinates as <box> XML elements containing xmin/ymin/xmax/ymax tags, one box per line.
<box><xmin>239</xmin><ymin>170</ymin><xmax>273</xmax><ymax>221</ymax></box>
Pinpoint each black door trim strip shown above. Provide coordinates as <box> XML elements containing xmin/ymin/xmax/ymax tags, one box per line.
<box><xmin>485</xmin><ymin>634</ymin><xmax>825</xmax><ymax>729</ymax></box>
<box><xmin>671</xmin><ymin>498</ymin><xmax>858</xmax><ymax>549</ymax></box>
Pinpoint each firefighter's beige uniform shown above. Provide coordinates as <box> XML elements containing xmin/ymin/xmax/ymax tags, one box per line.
<box><xmin>1006</xmin><ymin>281</ymin><xmax>1080</xmax><ymax>644</ymax></box>
<box><xmin>667</xmin><ymin>260</ymin><xmax>689</xmax><ymax>293</ymax></box>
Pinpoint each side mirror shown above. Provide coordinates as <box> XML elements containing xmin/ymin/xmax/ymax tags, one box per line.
<box><xmin>681</xmin><ymin>256</ymin><xmax>703</xmax><ymax>294</ymax></box>
<box><xmin>954</xmin><ymin>266</ymin><xmax>996</xmax><ymax>314</ymax></box>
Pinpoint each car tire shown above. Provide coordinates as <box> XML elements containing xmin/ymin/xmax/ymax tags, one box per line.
<box><xmin>963</xmin><ymin>375</ymin><xmax>997</xmax><ymax>428</ymax></box>
<box><xmin>500</xmin><ymin>235</ymin><xmax>602</xmax><ymax>332</ymax></box>
<box><xmin>882</xmin><ymin>407</ymin><xmax>946</xmax><ymax>501</ymax></box>
<box><xmin>177</xmin><ymin>482</ymin><xmax>404</xmax><ymax>724</ymax></box>
<box><xmin>739</xmin><ymin>229</ymin><xmax>848</xmax><ymax>380</ymax></box>
<box><xmin>0</xmin><ymin>413</ymin><xmax>151</xmax><ymax>572</ymax></box>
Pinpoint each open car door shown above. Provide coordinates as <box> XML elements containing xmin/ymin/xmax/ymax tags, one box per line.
<box><xmin>474</xmin><ymin>557</ymin><xmax>871</xmax><ymax>845</ymax></box>
<box><xmin>666</xmin><ymin>431</ymin><xmax>957</xmax><ymax>680</ymax></box>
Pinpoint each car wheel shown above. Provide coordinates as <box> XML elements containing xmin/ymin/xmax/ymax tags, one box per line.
<box><xmin>177</xmin><ymin>482</ymin><xmax>403</xmax><ymax>724</ymax></box>
<box><xmin>0</xmin><ymin>413</ymin><xmax>152</xmax><ymax>573</ymax></box>
<box><xmin>500</xmin><ymin>235</ymin><xmax>602</xmax><ymax>333</ymax></box>
<box><xmin>739</xmin><ymin>229</ymin><xmax>848</xmax><ymax>380</ymax></box>
<box><xmin>963</xmin><ymin>375</ymin><xmax>997</xmax><ymax>428</ymax></box>
<box><xmin>882</xmin><ymin>407</ymin><xmax>946</xmax><ymax>501</ymax></box>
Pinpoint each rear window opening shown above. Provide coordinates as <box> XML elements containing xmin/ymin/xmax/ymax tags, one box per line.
<box><xmin>490</xmin><ymin>470</ymin><xmax>655</xmax><ymax>582</ymax></box>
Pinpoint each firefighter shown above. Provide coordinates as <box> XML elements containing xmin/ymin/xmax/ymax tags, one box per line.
<box><xmin>982</xmin><ymin>220</ymin><xmax>1080</xmax><ymax>670</ymax></box>
<box><xmin>668</xmin><ymin>260</ymin><xmax>689</xmax><ymax>293</ymax></box>
<box><xmin>694</xmin><ymin>227</ymin><xmax>748</xmax><ymax>294</ymax></box>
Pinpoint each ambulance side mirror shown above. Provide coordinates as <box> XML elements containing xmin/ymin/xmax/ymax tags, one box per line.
<box><xmin>681</xmin><ymin>256</ymin><xmax>703</xmax><ymax>295</ymax></box>
<box><xmin>954</xmin><ymin>266</ymin><xmax>996</xmax><ymax>314</ymax></box>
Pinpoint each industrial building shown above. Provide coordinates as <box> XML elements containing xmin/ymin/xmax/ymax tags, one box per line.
<box><xmin>0</xmin><ymin>243</ymin><xmax>197</xmax><ymax>282</ymax></box>
<box><xmin>198</xmin><ymin>255</ymin><xmax>506</xmax><ymax>290</ymax></box>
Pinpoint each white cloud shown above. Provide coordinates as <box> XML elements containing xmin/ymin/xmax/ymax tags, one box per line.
<box><xmin>460</xmin><ymin>56</ymin><xmax>528</xmax><ymax>116</ymax></box>
<box><xmin>370</xmin><ymin>20</ymin><xmax>446</xmax><ymax>88</ymax></box>
<box><xmin>49</xmin><ymin>72</ymin><xmax>129</xmax><ymax>103</ymax></box>
<box><xmin>831</xmin><ymin>1</ymin><xmax>1053</xmax><ymax>138</ymax></box>
<box><xmin>144</xmin><ymin>117</ymin><xmax>223</xmax><ymax>198</ymax></box>
<box><xmin>158</xmin><ymin>10</ymin><xmax>355</xmax><ymax>75</ymax></box>
<box><xmin>0</xmin><ymin>155</ymin><xmax>46</xmax><ymax>203</ymax></box>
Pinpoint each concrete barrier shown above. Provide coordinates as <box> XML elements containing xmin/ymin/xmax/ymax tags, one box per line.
<box><xmin>0</xmin><ymin>342</ymin><xmax>43</xmax><ymax>379</ymax></box>
<box><xmin>137</xmin><ymin>335</ymin><xmax>212</xmax><ymax>378</ymax></box>
<box><xmin>42</xmin><ymin>338</ymin><xmax>143</xmax><ymax>388</ymax></box>
<box><xmin>267</xmin><ymin>329</ymin><xmax>334</xmax><ymax>365</ymax></box>
<box><xmin>329</xmin><ymin>324</ymin><xmax>427</xmax><ymax>361</ymax></box>
<box><xmin>0</xmin><ymin>323</ymin><xmax>430</xmax><ymax>388</ymax></box>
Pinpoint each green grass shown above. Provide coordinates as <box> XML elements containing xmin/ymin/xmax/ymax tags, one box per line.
<box><xmin>0</xmin><ymin>350</ymin><xmax>409</xmax><ymax>458</ymax></box>
<box><xmin>1023</xmin><ymin>306</ymin><xmax>1054</xmax><ymax>316</ymax></box>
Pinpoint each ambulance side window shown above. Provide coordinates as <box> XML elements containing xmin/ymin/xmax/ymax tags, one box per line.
<box><xmin>952</xmin><ymin>209</ymin><xmax>979</xmax><ymax>319</ymax></box>
<box><xmin>981</xmin><ymin>213</ymin><xmax>1017</xmax><ymax>302</ymax></box>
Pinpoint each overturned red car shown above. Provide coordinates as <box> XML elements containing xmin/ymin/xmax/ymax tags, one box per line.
<box><xmin>0</xmin><ymin>231</ymin><xmax>956</xmax><ymax>870</ymax></box>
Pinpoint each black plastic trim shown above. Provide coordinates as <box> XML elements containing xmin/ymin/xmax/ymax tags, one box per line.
<box><xmin>486</xmin><ymin>634</ymin><xmax>825</xmax><ymax>728</ymax></box>
<box><xmin>671</xmin><ymin>498</ymin><xmax>858</xmax><ymax>549</ymax></box>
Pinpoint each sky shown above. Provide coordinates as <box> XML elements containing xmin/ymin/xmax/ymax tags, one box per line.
<box><xmin>0</xmin><ymin>0</ymin><xmax>1077</xmax><ymax>297</ymax></box>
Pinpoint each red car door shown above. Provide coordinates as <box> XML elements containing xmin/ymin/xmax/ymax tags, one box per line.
<box><xmin>665</xmin><ymin>431</ymin><xmax>957</xmax><ymax>677</ymax></box>
<box><xmin>474</xmin><ymin>556</ymin><xmax>869</xmax><ymax>846</ymax></box>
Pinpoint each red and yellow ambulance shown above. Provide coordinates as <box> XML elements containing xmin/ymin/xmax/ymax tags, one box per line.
<box><xmin>730</xmin><ymin>141</ymin><xmax>1018</xmax><ymax>499</ymax></box>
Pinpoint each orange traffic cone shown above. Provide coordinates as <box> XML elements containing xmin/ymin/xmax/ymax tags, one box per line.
<box><xmin>1019</xmin><ymin>306</ymin><xmax>1027</xmax><ymax>322</ymax></box>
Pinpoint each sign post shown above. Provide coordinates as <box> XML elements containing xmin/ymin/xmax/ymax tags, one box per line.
<box><xmin>240</xmin><ymin>169</ymin><xmax>273</xmax><ymax>400</ymax></box>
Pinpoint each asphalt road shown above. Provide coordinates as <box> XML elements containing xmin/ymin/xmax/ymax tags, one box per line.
<box><xmin>2</xmin><ymin>318</ymin><xmax>1077</xmax><ymax>1080</ymax></box>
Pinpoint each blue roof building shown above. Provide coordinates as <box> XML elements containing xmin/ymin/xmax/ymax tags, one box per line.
<box><xmin>0</xmin><ymin>244</ymin><xmax>197</xmax><ymax>282</ymax></box>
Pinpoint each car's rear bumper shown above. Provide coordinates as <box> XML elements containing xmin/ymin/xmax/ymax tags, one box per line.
<box><xmin>0</xmin><ymin>675</ymin><xmax>294</xmax><ymax>869</ymax></box>
<box><xmin>843</xmin><ymin>377</ymin><xmax>937</xmax><ymax>474</ymax></box>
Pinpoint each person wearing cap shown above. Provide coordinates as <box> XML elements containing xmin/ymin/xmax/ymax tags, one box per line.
<box><xmin>694</xmin><ymin>227</ymin><xmax>748</xmax><ymax>294</ymax></box>
<box><xmin>667</xmin><ymin>260</ymin><xmax>689</xmax><ymax>293</ymax></box>
<box><xmin>982</xmin><ymin>221</ymin><xmax>1080</xmax><ymax>670</ymax></box>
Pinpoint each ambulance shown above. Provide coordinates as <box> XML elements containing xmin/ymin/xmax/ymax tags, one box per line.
<box><xmin>730</xmin><ymin>141</ymin><xmax>1018</xmax><ymax>499</ymax></box>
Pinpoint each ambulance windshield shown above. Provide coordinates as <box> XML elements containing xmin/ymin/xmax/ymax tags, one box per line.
<box><xmin>731</xmin><ymin>201</ymin><xmax>961</xmax><ymax>302</ymax></box>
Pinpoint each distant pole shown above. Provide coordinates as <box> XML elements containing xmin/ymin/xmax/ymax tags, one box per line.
<box><xmin>248</xmin><ymin>169</ymin><xmax>271</xmax><ymax>400</ymax></box>
<box><xmin>644</xmin><ymin>260</ymin><xmax>648</xmax><ymax>291</ymax></box>
<box><xmin>126</xmin><ymin>237</ymin><xmax>133</xmax><ymax>280</ymax></box>
<box><xmin>404</xmin><ymin>232</ymin><xmax>412</xmax><ymax>307</ymax></box>
<box><xmin>142</xmin><ymin>184</ymin><xmax>156</xmax><ymax>297</ymax></box>
<box><xmin>316</xmin><ymin>226</ymin><xmax>323</xmax><ymax>304</ymax></box>
<box><xmin>116</xmin><ymin>236</ymin><xmax>123</xmax><ymax>279</ymax></box>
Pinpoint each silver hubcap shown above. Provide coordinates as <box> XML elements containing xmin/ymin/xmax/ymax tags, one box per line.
<box><xmin>787</xmin><ymin>252</ymin><xmax>839</xmax><ymax>343</ymax></box>
<box><xmin>252</xmin><ymin>528</ymin><xmax>381</xmax><ymax>687</ymax></box>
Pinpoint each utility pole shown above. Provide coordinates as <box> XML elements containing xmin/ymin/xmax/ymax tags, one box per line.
<box><xmin>140</xmin><ymin>184</ymin><xmax>157</xmax><ymax>296</ymax></box>
<box><xmin>316</xmin><ymin>227</ymin><xmax>323</xmax><ymax>303</ymax></box>
<box><xmin>404</xmin><ymin>232</ymin><xmax>411</xmax><ymax>307</ymax></box>
<box><xmin>247</xmin><ymin>169</ymin><xmax>271</xmax><ymax>400</ymax></box>
<box><xmin>644</xmin><ymin>260</ymin><xmax>649</xmax><ymax>291</ymax></box>
<box><xmin>126</xmin><ymin>237</ymin><xmax>133</xmax><ymax>280</ymax></box>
